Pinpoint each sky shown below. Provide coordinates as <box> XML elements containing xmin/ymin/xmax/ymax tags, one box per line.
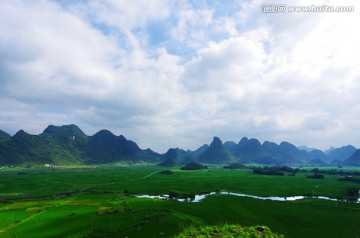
<box><xmin>0</xmin><ymin>0</ymin><xmax>360</xmax><ymax>153</ymax></box>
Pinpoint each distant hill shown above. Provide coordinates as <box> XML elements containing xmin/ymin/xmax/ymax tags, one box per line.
<box><xmin>343</xmin><ymin>149</ymin><xmax>360</xmax><ymax>166</ymax></box>
<box><xmin>330</xmin><ymin>159</ymin><xmax>343</xmax><ymax>165</ymax></box>
<box><xmin>233</xmin><ymin>137</ymin><xmax>264</xmax><ymax>163</ymax></box>
<box><xmin>162</xmin><ymin>148</ymin><xmax>190</xmax><ymax>163</ymax></box>
<box><xmin>223</xmin><ymin>141</ymin><xmax>237</xmax><ymax>153</ymax></box>
<box><xmin>231</xmin><ymin>138</ymin><xmax>309</xmax><ymax>165</ymax></box>
<box><xmin>326</xmin><ymin>145</ymin><xmax>356</xmax><ymax>161</ymax></box>
<box><xmin>158</xmin><ymin>158</ymin><xmax>179</xmax><ymax>167</ymax></box>
<box><xmin>262</xmin><ymin>141</ymin><xmax>279</xmax><ymax>158</ymax></box>
<box><xmin>276</xmin><ymin>142</ymin><xmax>309</xmax><ymax>164</ymax></box>
<box><xmin>298</xmin><ymin>145</ymin><xmax>316</xmax><ymax>152</ymax></box>
<box><xmin>42</xmin><ymin>124</ymin><xmax>88</xmax><ymax>144</ymax></box>
<box><xmin>0</xmin><ymin>130</ymin><xmax>11</xmax><ymax>142</ymax></box>
<box><xmin>324</xmin><ymin>146</ymin><xmax>335</xmax><ymax>154</ymax></box>
<box><xmin>0</xmin><ymin>125</ymin><xmax>161</xmax><ymax>166</ymax></box>
<box><xmin>308</xmin><ymin>158</ymin><xmax>328</xmax><ymax>165</ymax></box>
<box><xmin>189</xmin><ymin>144</ymin><xmax>209</xmax><ymax>158</ymax></box>
<box><xmin>309</xmin><ymin>149</ymin><xmax>327</xmax><ymax>161</ymax></box>
<box><xmin>0</xmin><ymin>125</ymin><xmax>359</xmax><ymax>167</ymax></box>
<box><xmin>85</xmin><ymin>130</ymin><xmax>141</xmax><ymax>163</ymax></box>
<box><xmin>0</xmin><ymin>127</ymin><xmax>85</xmax><ymax>165</ymax></box>
<box><xmin>197</xmin><ymin>137</ymin><xmax>237</xmax><ymax>164</ymax></box>
<box><xmin>254</xmin><ymin>156</ymin><xmax>278</xmax><ymax>165</ymax></box>
<box><xmin>163</xmin><ymin>148</ymin><xmax>178</xmax><ymax>160</ymax></box>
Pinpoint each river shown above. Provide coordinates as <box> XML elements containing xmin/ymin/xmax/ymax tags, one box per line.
<box><xmin>136</xmin><ymin>191</ymin><xmax>360</xmax><ymax>203</ymax></box>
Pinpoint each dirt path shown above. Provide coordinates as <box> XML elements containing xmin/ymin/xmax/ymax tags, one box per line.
<box><xmin>141</xmin><ymin>170</ymin><xmax>161</xmax><ymax>179</ymax></box>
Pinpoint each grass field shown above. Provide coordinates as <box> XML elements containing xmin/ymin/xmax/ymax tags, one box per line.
<box><xmin>0</xmin><ymin>165</ymin><xmax>359</xmax><ymax>237</ymax></box>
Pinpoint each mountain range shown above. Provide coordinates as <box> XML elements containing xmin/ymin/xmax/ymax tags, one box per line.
<box><xmin>0</xmin><ymin>125</ymin><xmax>159</xmax><ymax>165</ymax></box>
<box><xmin>0</xmin><ymin>124</ymin><xmax>359</xmax><ymax>166</ymax></box>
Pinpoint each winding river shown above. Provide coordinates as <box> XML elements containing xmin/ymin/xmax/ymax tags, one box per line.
<box><xmin>137</xmin><ymin>191</ymin><xmax>360</xmax><ymax>203</ymax></box>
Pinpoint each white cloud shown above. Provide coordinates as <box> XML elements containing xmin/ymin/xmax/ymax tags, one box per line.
<box><xmin>174</xmin><ymin>0</ymin><xmax>360</xmax><ymax>150</ymax></box>
<box><xmin>0</xmin><ymin>0</ymin><xmax>184</xmax><ymax>146</ymax></box>
<box><xmin>87</xmin><ymin>0</ymin><xmax>170</xmax><ymax>29</ymax></box>
<box><xmin>0</xmin><ymin>0</ymin><xmax>360</xmax><ymax>152</ymax></box>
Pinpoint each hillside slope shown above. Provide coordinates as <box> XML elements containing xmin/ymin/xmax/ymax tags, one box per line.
<box><xmin>0</xmin><ymin>125</ymin><xmax>160</xmax><ymax>165</ymax></box>
<box><xmin>197</xmin><ymin>137</ymin><xmax>237</xmax><ymax>164</ymax></box>
<box><xmin>343</xmin><ymin>149</ymin><xmax>360</xmax><ymax>166</ymax></box>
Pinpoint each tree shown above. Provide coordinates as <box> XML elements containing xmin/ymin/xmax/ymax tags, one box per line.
<box><xmin>169</xmin><ymin>190</ymin><xmax>178</xmax><ymax>199</ymax></box>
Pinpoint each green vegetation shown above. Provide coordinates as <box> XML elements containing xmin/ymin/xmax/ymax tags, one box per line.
<box><xmin>159</xmin><ymin>158</ymin><xmax>179</xmax><ymax>167</ymax></box>
<box><xmin>307</xmin><ymin>173</ymin><xmax>325</xmax><ymax>179</ymax></box>
<box><xmin>175</xmin><ymin>224</ymin><xmax>284</xmax><ymax>238</ymax></box>
<box><xmin>223</xmin><ymin>163</ymin><xmax>246</xmax><ymax>170</ymax></box>
<box><xmin>1</xmin><ymin>124</ymin><xmax>360</xmax><ymax>167</ymax></box>
<box><xmin>159</xmin><ymin>170</ymin><xmax>175</xmax><ymax>175</ymax></box>
<box><xmin>0</xmin><ymin>125</ymin><xmax>160</xmax><ymax>166</ymax></box>
<box><xmin>344</xmin><ymin>149</ymin><xmax>360</xmax><ymax>166</ymax></box>
<box><xmin>197</xmin><ymin>137</ymin><xmax>237</xmax><ymax>164</ymax></box>
<box><xmin>180</xmin><ymin>162</ymin><xmax>207</xmax><ymax>170</ymax></box>
<box><xmin>0</xmin><ymin>166</ymin><xmax>359</xmax><ymax>237</ymax></box>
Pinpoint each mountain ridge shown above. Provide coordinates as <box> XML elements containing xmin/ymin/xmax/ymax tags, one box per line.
<box><xmin>0</xmin><ymin>125</ymin><xmax>358</xmax><ymax>166</ymax></box>
<box><xmin>343</xmin><ymin>149</ymin><xmax>360</xmax><ymax>166</ymax></box>
<box><xmin>197</xmin><ymin>137</ymin><xmax>237</xmax><ymax>164</ymax></box>
<box><xmin>0</xmin><ymin>125</ymin><xmax>160</xmax><ymax>165</ymax></box>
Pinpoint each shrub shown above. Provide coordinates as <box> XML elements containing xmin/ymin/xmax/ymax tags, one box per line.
<box><xmin>347</xmin><ymin>187</ymin><xmax>359</xmax><ymax>197</ymax></box>
<box><xmin>174</xmin><ymin>224</ymin><xmax>284</xmax><ymax>238</ymax></box>
<box><xmin>169</xmin><ymin>190</ymin><xmax>179</xmax><ymax>199</ymax></box>
<box><xmin>307</xmin><ymin>174</ymin><xmax>325</xmax><ymax>179</ymax></box>
<box><xmin>159</xmin><ymin>170</ymin><xmax>174</xmax><ymax>175</ymax></box>
<box><xmin>180</xmin><ymin>162</ymin><xmax>207</xmax><ymax>170</ymax></box>
<box><xmin>223</xmin><ymin>163</ymin><xmax>245</xmax><ymax>170</ymax></box>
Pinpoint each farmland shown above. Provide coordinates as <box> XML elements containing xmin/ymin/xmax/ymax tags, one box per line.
<box><xmin>0</xmin><ymin>165</ymin><xmax>359</xmax><ymax>237</ymax></box>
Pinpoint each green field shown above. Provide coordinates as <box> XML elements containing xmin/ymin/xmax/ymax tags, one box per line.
<box><xmin>0</xmin><ymin>166</ymin><xmax>359</xmax><ymax>237</ymax></box>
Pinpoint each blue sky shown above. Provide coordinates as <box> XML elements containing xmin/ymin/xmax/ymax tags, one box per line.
<box><xmin>0</xmin><ymin>0</ymin><xmax>360</xmax><ymax>152</ymax></box>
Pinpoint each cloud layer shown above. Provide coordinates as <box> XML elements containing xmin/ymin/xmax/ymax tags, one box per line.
<box><xmin>1</xmin><ymin>0</ymin><xmax>359</xmax><ymax>152</ymax></box>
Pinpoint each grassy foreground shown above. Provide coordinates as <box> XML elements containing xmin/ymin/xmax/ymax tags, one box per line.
<box><xmin>0</xmin><ymin>165</ymin><xmax>359</xmax><ymax>237</ymax></box>
<box><xmin>175</xmin><ymin>224</ymin><xmax>284</xmax><ymax>238</ymax></box>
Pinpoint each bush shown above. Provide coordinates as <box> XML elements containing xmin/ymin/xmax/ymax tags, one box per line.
<box><xmin>174</xmin><ymin>224</ymin><xmax>284</xmax><ymax>238</ymax></box>
<box><xmin>338</xmin><ymin>176</ymin><xmax>360</xmax><ymax>183</ymax></box>
<box><xmin>168</xmin><ymin>190</ymin><xmax>179</xmax><ymax>199</ymax></box>
<box><xmin>180</xmin><ymin>162</ymin><xmax>207</xmax><ymax>170</ymax></box>
<box><xmin>253</xmin><ymin>168</ymin><xmax>284</xmax><ymax>176</ymax></box>
<box><xmin>223</xmin><ymin>163</ymin><xmax>245</xmax><ymax>170</ymax></box>
<box><xmin>307</xmin><ymin>174</ymin><xmax>325</xmax><ymax>179</ymax></box>
<box><xmin>159</xmin><ymin>170</ymin><xmax>174</xmax><ymax>175</ymax></box>
<box><xmin>347</xmin><ymin>187</ymin><xmax>359</xmax><ymax>197</ymax></box>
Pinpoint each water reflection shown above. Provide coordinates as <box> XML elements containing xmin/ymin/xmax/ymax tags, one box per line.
<box><xmin>136</xmin><ymin>192</ymin><xmax>359</xmax><ymax>203</ymax></box>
